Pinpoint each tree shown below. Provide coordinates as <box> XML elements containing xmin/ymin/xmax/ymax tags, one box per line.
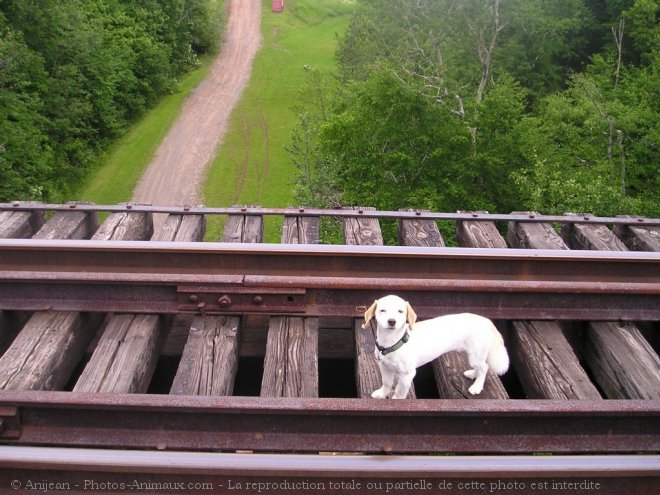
<box><xmin>291</xmin><ymin>0</ymin><xmax>658</xmax><ymax>218</ymax></box>
<box><xmin>0</xmin><ymin>13</ymin><xmax>53</xmax><ymax>199</ymax></box>
<box><xmin>0</xmin><ymin>0</ymin><xmax>223</xmax><ymax>202</ymax></box>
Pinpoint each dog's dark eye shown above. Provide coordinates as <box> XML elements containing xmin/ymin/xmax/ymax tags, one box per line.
<box><xmin>398</xmin><ymin>309</ymin><xmax>404</xmax><ymax>314</ymax></box>
<box><xmin>379</xmin><ymin>309</ymin><xmax>386</xmax><ymax>313</ymax></box>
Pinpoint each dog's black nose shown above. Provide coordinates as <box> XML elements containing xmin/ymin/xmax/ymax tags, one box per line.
<box><xmin>387</xmin><ymin>319</ymin><xmax>396</xmax><ymax>327</ymax></box>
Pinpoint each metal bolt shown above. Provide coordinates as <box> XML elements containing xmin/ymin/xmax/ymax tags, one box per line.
<box><xmin>188</xmin><ymin>294</ymin><xmax>199</xmax><ymax>303</ymax></box>
<box><xmin>218</xmin><ymin>295</ymin><xmax>232</xmax><ymax>307</ymax></box>
<box><xmin>253</xmin><ymin>296</ymin><xmax>264</xmax><ymax>305</ymax></box>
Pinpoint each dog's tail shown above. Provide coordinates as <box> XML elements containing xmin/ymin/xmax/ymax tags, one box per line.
<box><xmin>487</xmin><ymin>326</ymin><xmax>510</xmax><ymax>376</ymax></box>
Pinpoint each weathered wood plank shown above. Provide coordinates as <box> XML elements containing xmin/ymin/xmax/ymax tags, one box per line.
<box><xmin>586</xmin><ymin>321</ymin><xmax>660</xmax><ymax>399</ymax></box>
<box><xmin>613</xmin><ymin>222</ymin><xmax>660</xmax><ymax>252</ymax></box>
<box><xmin>0</xmin><ymin>209</ymin><xmax>45</xmax><ymax>238</ymax></box>
<box><xmin>0</xmin><ymin>207</ymin><xmax>106</xmax><ymax>390</ymax></box>
<box><xmin>170</xmin><ymin>211</ymin><xmax>263</xmax><ymax>396</ymax></box>
<box><xmin>431</xmin><ymin>350</ymin><xmax>508</xmax><ymax>399</ymax></box>
<box><xmin>71</xmin><ymin>210</ymin><xmax>158</xmax><ymax>393</ymax></box>
<box><xmin>92</xmin><ymin>207</ymin><xmax>154</xmax><ymax>241</ymax></box>
<box><xmin>146</xmin><ymin>215</ymin><xmax>205</xmax><ymax>365</ymax></box>
<box><xmin>170</xmin><ymin>316</ymin><xmax>240</xmax><ymax>395</ymax></box>
<box><xmin>561</xmin><ymin>221</ymin><xmax>628</xmax><ymax>251</ymax></box>
<box><xmin>453</xmin><ymin>218</ymin><xmax>511</xmax><ymax>398</ymax></box>
<box><xmin>261</xmin><ymin>317</ymin><xmax>318</xmax><ymax>398</ymax></box>
<box><xmin>168</xmin><ymin>212</ymin><xmax>240</xmax><ymax>395</ymax></box>
<box><xmin>398</xmin><ymin>211</ymin><xmax>445</xmax><ymax>247</ymax></box>
<box><xmin>80</xmin><ymin>213</ymin><xmax>204</xmax><ymax>394</ymax></box>
<box><xmin>510</xmin><ymin>320</ymin><xmax>601</xmax><ymax>399</ymax></box>
<box><xmin>506</xmin><ymin>213</ymin><xmax>568</xmax><ymax>250</ymax></box>
<box><xmin>345</xmin><ymin>208</ymin><xmax>414</xmax><ymax>398</ymax></box>
<box><xmin>354</xmin><ymin>319</ymin><xmax>386</xmax><ymax>399</ymax></box>
<box><xmin>402</xmin><ymin>215</ymin><xmax>508</xmax><ymax>399</ymax></box>
<box><xmin>33</xmin><ymin>207</ymin><xmax>98</xmax><ymax>240</ymax></box>
<box><xmin>260</xmin><ymin>215</ymin><xmax>320</xmax><ymax>397</ymax></box>
<box><xmin>506</xmin><ymin>215</ymin><xmax>601</xmax><ymax>400</ymax></box>
<box><xmin>554</xmin><ymin>220</ymin><xmax>660</xmax><ymax>399</ymax></box>
<box><xmin>163</xmin><ymin>317</ymin><xmax>355</xmax><ymax>360</ymax></box>
<box><xmin>74</xmin><ymin>314</ymin><xmax>161</xmax><ymax>393</ymax></box>
<box><xmin>221</xmin><ymin>208</ymin><xmax>263</xmax><ymax>243</ymax></box>
<box><xmin>612</xmin><ymin>221</ymin><xmax>660</xmax><ymax>351</ymax></box>
<box><xmin>0</xmin><ymin>208</ymin><xmax>45</xmax><ymax>353</ymax></box>
<box><xmin>456</xmin><ymin>214</ymin><xmax>507</xmax><ymax>249</ymax></box>
<box><xmin>0</xmin><ymin>311</ymin><xmax>93</xmax><ymax>390</ymax></box>
<box><xmin>152</xmin><ymin>214</ymin><xmax>205</xmax><ymax>242</ymax></box>
<box><xmin>281</xmin><ymin>215</ymin><xmax>320</xmax><ymax>245</ymax></box>
<box><xmin>343</xmin><ymin>207</ymin><xmax>383</xmax><ymax>245</ymax></box>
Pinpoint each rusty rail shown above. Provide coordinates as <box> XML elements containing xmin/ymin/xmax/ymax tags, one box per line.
<box><xmin>1</xmin><ymin>204</ymin><xmax>659</xmax><ymax>492</ymax></box>
<box><xmin>0</xmin><ymin>447</ymin><xmax>658</xmax><ymax>491</ymax></box>
<box><xmin>3</xmin><ymin>201</ymin><xmax>660</xmax><ymax>225</ymax></box>
<box><xmin>1</xmin><ymin>239</ymin><xmax>658</xmax><ymax>319</ymax></box>
<box><xmin>0</xmin><ymin>392</ymin><xmax>658</xmax><ymax>454</ymax></box>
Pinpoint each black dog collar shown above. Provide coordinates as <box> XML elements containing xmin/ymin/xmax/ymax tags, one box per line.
<box><xmin>376</xmin><ymin>331</ymin><xmax>410</xmax><ymax>356</ymax></box>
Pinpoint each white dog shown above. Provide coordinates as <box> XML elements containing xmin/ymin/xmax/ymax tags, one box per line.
<box><xmin>363</xmin><ymin>295</ymin><xmax>509</xmax><ymax>399</ymax></box>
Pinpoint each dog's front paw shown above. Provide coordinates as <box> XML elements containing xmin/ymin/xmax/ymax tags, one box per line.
<box><xmin>371</xmin><ymin>387</ymin><xmax>389</xmax><ymax>399</ymax></box>
<box><xmin>468</xmin><ymin>383</ymin><xmax>483</xmax><ymax>395</ymax></box>
<box><xmin>464</xmin><ymin>369</ymin><xmax>477</xmax><ymax>380</ymax></box>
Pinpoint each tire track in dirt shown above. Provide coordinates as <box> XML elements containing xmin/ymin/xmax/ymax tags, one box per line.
<box><xmin>257</xmin><ymin>111</ymin><xmax>270</xmax><ymax>201</ymax></box>
<box><xmin>132</xmin><ymin>0</ymin><xmax>262</xmax><ymax>229</ymax></box>
<box><xmin>231</xmin><ymin>110</ymin><xmax>251</xmax><ymax>206</ymax></box>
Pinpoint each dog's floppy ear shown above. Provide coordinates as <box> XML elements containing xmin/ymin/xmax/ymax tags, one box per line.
<box><xmin>405</xmin><ymin>301</ymin><xmax>417</xmax><ymax>329</ymax></box>
<box><xmin>362</xmin><ymin>299</ymin><xmax>379</xmax><ymax>329</ymax></box>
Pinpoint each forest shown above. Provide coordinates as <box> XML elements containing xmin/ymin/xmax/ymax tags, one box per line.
<box><xmin>289</xmin><ymin>0</ymin><xmax>659</xmax><ymax>217</ymax></box>
<box><xmin>0</xmin><ymin>0</ymin><xmax>222</xmax><ymax>202</ymax></box>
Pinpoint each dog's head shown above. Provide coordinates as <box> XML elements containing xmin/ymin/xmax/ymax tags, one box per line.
<box><xmin>363</xmin><ymin>295</ymin><xmax>417</xmax><ymax>331</ymax></box>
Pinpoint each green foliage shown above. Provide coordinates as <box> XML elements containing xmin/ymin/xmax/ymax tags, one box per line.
<box><xmin>0</xmin><ymin>0</ymin><xmax>223</xmax><ymax>202</ymax></box>
<box><xmin>0</xmin><ymin>13</ymin><xmax>52</xmax><ymax>200</ymax></box>
<box><xmin>513</xmin><ymin>53</ymin><xmax>659</xmax><ymax>216</ymax></box>
<box><xmin>292</xmin><ymin>68</ymin><xmax>528</xmax><ymax>214</ymax></box>
<box><xmin>290</xmin><ymin>0</ymin><xmax>659</xmax><ymax>218</ymax></box>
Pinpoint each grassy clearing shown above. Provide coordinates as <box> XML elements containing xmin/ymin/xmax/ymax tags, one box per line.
<box><xmin>75</xmin><ymin>55</ymin><xmax>215</xmax><ymax>205</ymax></box>
<box><xmin>203</xmin><ymin>0</ymin><xmax>354</xmax><ymax>241</ymax></box>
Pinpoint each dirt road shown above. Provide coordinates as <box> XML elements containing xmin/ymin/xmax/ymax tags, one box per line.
<box><xmin>132</xmin><ymin>0</ymin><xmax>262</xmax><ymax>226</ymax></box>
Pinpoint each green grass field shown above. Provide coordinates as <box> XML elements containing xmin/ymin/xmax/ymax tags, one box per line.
<box><xmin>203</xmin><ymin>0</ymin><xmax>353</xmax><ymax>241</ymax></box>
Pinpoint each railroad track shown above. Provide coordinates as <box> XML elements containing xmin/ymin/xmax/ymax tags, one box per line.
<box><xmin>0</xmin><ymin>202</ymin><xmax>658</xmax><ymax>494</ymax></box>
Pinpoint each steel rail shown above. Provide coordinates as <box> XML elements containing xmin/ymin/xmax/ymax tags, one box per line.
<box><xmin>0</xmin><ymin>240</ymin><xmax>659</xmax><ymax>319</ymax></box>
<box><xmin>2</xmin><ymin>202</ymin><xmax>660</xmax><ymax>225</ymax></box>
<box><xmin>0</xmin><ymin>446</ymin><xmax>658</xmax><ymax>478</ymax></box>
<box><xmin>1</xmin><ymin>451</ymin><xmax>657</xmax><ymax>495</ymax></box>
<box><xmin>0</xmin><ymin>393</ymin><xmax>658</xmax><ymax>454</ymax></box>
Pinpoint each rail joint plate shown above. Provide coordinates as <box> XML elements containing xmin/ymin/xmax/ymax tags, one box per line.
<box><xmin>177</xmin><ymin>285</ymin><xmax>307</xmax><ymax>314</ymax></box>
